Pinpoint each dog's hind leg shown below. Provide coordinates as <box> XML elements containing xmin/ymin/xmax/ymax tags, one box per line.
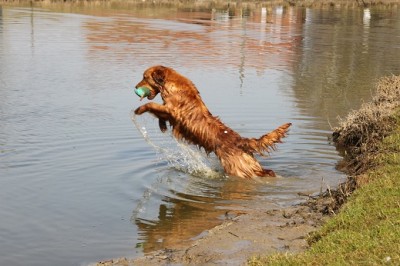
<box><xmin>215</xmin><ymin>146</ymin><xmax>272</xmax><ymax>178</ymax></box>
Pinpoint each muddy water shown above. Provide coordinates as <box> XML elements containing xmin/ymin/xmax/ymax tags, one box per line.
<box><xmin>0</xmin><ymin>4</ymin><xmax>399</xmax><ymax>265</ymax></box>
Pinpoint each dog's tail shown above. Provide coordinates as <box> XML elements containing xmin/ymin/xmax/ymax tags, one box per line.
<box><xmin>239</xmin><ymin>123</ymin><xmax>292</xmax><ymax>156</ymax></box>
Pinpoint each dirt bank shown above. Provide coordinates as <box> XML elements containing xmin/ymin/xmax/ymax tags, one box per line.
<box><xmin>97</xmin><ymin>198</ymin><xmax>331</xmax><ymax>266</ymax></box>
<box><xmin>96</xmin><ymin>188</ymin><xmax>340</xmax><ymax>266</ymax></box>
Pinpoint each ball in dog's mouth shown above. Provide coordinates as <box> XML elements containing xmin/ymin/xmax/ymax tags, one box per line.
<box><xmin>135</xmin><ymin>87</ymin><xmax>151</xmax><ymax>100</ymax></box>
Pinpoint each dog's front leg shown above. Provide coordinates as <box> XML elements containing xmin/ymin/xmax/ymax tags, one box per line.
<box><xmin>134</xmin><ymin>102</ymin><xmax>169</xmax><ymax>117</ymax></box>
<box><xmin>135</xmin><ymin>102</ymin><xmax>171</xmax><ymax>132</ymax></box>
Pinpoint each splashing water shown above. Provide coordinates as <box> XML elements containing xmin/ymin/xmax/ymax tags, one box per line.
<box><xmin>131</xmin><ymin>110</ymin><xmax>222</xmax><ymax>178</ymax></box>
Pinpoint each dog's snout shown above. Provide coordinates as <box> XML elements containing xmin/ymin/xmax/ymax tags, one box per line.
<box><xmin>135</xmin><ymin>79</ymin><xmax>146</xmax><ymax>90</ymax></box>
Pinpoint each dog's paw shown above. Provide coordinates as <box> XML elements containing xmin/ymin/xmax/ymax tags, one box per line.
<box><xmin>159</xmin><ymin>119</ymin><xmax>168</xmax><ymax>133</ymax></box>
<box><xmin>134</xmin><ymin>106</ymin><xmax>146</xmax><ymax>115</ymax></box>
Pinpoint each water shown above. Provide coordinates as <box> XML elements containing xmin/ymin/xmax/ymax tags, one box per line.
<box><xmin>0</xmin><ymin>4</ymin><xmax>399</xmax><ymax>265</ymax></box>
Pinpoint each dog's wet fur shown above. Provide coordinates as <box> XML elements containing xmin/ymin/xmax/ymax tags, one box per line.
<box><xmin>134</xmin><ymin>66</ymin><xmax>291</xmax><ymax>179</ymax></box>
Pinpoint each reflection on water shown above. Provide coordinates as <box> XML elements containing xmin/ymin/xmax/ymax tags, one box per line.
<box><xmin>0</xmin><ymin>4</ymin><xmax>399</xmax><ymax>266</ymax></box>
<box><xmin>83</xmin><ymin>5</ymin><xmax>305</xmax><ymax>76</ymax></box>
<box><xmin>133</xmin><ymin>174</ymin><xmax>272</xmax><ymax>252</ymax></box>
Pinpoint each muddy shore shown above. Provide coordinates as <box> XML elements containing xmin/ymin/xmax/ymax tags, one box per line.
<box><xmin>96</xmin><ymin>193</ymin><xmax>337</xmax><ymax>266</ymax></box>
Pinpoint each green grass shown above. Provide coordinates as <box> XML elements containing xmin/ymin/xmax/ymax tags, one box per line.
<box><xmin>248</xmin><ymin>116</ymin><xmax>400</xmax><ymax>266</ymax></box>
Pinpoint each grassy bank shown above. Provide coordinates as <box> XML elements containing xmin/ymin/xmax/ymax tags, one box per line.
<box><xmin>249</xmin><ymin>76</ymin><xmax>400</xmax><ymax>265</ymax></box>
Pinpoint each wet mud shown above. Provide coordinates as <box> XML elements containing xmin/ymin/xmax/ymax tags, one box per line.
<box><xmin>96</xmin><ymin>196</ymin><xmax>330</xmax><ymax>266</ymax></box>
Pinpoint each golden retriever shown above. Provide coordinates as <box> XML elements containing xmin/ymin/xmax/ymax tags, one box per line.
<box><xmin>134</xmin><ymin>65</ymin><xmax>291</xmax><ymax>179</ymax></box>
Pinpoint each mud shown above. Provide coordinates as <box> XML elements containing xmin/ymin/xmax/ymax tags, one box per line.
<box><xmin>96</xmin><ymin>195</ymin><xmax>330</xmax><ymax>266</ymax></box>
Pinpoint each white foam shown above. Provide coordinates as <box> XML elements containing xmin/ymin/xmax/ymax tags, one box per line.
<box><xmin>131</xmin><ymin>111</ymin><xmax>222</xmax><ymax>178</ymax></box>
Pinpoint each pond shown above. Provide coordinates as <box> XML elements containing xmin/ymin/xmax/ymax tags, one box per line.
<box><xmin>0</xmin><ymin>3</ymin><xmax>399</xmax><ymax>265</ymax></box>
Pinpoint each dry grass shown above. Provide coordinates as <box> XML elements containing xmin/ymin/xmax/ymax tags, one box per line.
<box><xmin>323</xmin><ymin>76</ymin><xmax>400</xmax><ymax>212</ymax></box>
<box><xmin>333</xmin><ymin>75</ymin><xmax>400</xmax><ymax>176</ymax></box>
<box><xmin>301</xmin><ymin>76</ymin><xmax>400</xmax><ymax>217</ymax></box>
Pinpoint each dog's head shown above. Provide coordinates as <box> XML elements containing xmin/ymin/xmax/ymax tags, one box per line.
<box><xmin>135</xmin><ymin>65</ymin><xmax>168</xmax><ymax>100</ymax></box>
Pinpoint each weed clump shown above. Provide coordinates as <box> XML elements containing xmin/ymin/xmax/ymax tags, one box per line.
<box><xmin>333</xmin><ymin>75</ymin><xmax>400</xmax><ymax>175</ymax></box>
<box><xmin>305</xmin><ymin>75</ymin><xmax>400</xmax><ymax>215</ymax></box>
<box><xmin>317</xmin><ymin>75</ymin><xmax>400</xmax><ymax>213</ymax></box>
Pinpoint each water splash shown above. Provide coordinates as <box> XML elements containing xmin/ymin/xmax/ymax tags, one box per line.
<box><xmin>131</xmin><ymin>110</ymin><xmax>222</xmax><ymax>178</ymax></box>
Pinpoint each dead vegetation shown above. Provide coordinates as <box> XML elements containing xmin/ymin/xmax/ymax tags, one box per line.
<box><xmin>307</xmin><ymin>75</ymin><xmax>400</xmax><ymax>215</ymax></box>
<box><xmin>333</xmin><ymin>75</ymin><xmax>400</xmax><ymax>174</ymax></box>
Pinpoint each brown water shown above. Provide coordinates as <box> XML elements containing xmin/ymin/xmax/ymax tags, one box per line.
<box><xmin>0</xmin><ymin>4</ymin><xmax>399</xmax><ymax>265</ymax></box>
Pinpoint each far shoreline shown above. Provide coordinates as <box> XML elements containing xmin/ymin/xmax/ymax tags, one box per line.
<box><xmin>1</xmin><ymin>0</ymin><xmax>400</xmax><ymax>10</ymax></box>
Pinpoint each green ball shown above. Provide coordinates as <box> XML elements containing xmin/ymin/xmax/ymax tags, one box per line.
<box><xmin>135</xmin><ymin>87</ymin><xmax>151</xmax><ymax>98</ymax></box>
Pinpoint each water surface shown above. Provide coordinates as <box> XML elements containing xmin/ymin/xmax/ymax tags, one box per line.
<box><xmin>0</xmin><ymin>4</ymin><xmax>399</xmax><ymax>265</ymax></box>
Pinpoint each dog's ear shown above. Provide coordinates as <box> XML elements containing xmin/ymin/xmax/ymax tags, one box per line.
<box><xmin>152</xmin><ymin>67</ymin><xmax>166</xmax><ymax>86</ymax></box>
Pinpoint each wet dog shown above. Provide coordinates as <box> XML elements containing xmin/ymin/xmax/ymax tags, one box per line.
<box><xmin>134</xmin><ymin>66</ymin><xmax>291</xmax><ymax>178</ymax></box>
